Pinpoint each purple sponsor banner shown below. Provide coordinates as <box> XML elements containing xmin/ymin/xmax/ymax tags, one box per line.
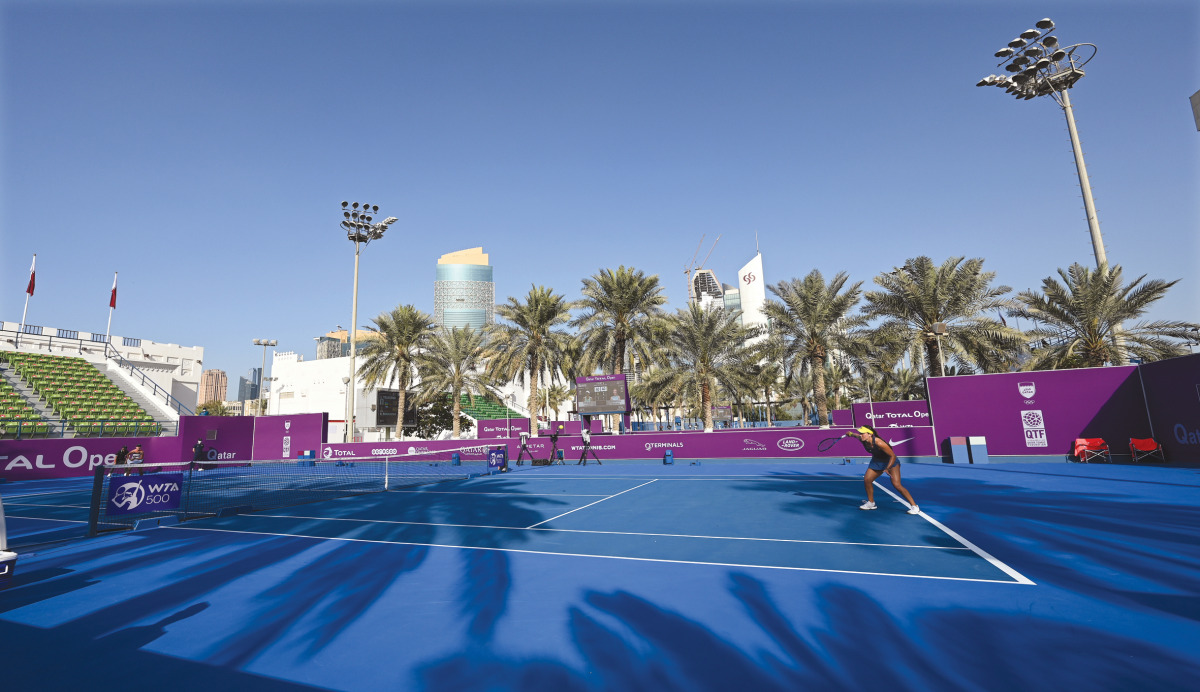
<box><xmin>320</xmin><ymin>439</ymin><xmax>507</xmax><ymax>462</ymax></box>
<box><xmin>179</xmin><ymin>416</ymin><xmax>255</xmax><ymax>464</ymax></box>
<box><xmin>251</xmin><ymin>413</ymin><xmax>328</xmax><ymax>460</ymax></box>
<box><xmin>927</xmin><ymin>366</ymin><xmax>1149</xmax><ymax>458</ymax></box>
<box><xmin>478</xmin><ymin>418</ymin><xmax>530</xmax><ymax>439</ymax></box>
<box><xmin>852</xmin><ymin>401</ymin><xmax>931</xmax><ymax>428</ymax></box>
<box><xmin>0</xmin><ymin>436</ymin><xmax>183</xmax><ymax>481</ymax></box>
<box><xmin>105</xmin><ymin>473</ymin><xmax>184</xmax><ymax>515</ymax></box>
<box><xmin>832</xmin><ymin>410</ymin><xmax>853</xmax><ymax>427</ymax></box>
<box><xmin>321</xmin><ymin>426</ymin><xmax>937</xmax><ymax>461</ymax></box>
<box><xmin>1137</xmin><ymin>353</ymin><xmax>1200</xmax><ymax>463</ymax></box>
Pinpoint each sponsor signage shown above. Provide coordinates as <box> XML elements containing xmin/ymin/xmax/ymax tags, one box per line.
<box><xmin>927</xmin><ymin>366</ymin><xmax>1148</xmax><ymax>457</ymax></box>
<box><xmin>1137</xmin><ymin>353</ymin><xmax>1200</xmax><ymax>462</ymax></box>
<box><xmin>479</xmin><ymin>418</ymin><xmax>531</xmax><ymax>439</ymax></box>
<box><xmin>851</xmin><ymin>401</ymin><xmax>931</xmax><ymax>428</ymax></box>
<box><xmin>320</xmin><ymin>427</ymin><xmax>937</xmax><ymax>461</ymax></box>
<box><xmin>106</xmin><ymin>473</ymin><xmax>183</xmax><ymax>515</ymax></box>
<box><xmin>488</xmin><ymin>448</ymin><xmax>507</xmax><ymax>470</ymax></box>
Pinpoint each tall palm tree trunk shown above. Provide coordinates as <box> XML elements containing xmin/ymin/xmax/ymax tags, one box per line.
<box><xmin>765</xmin><ymin>388</ymin><xmax>774</xmax><ymax>427</ymax></box>
<box><xmin>397</xmin><ymin>389</ymin><xmax>406</xmax><ymax>441</ymax></box>
<box><xmin>527</xmin><ymin>353</ymin><xmax>541</xmax><ymax>437</ymax></box>
<box><xmin>452</xmin><ymin>394</ymin><xmax>462</xmax><ymax>439</ymax></box>
<box><xmin>702</xmin><ymin>378</ymin><xmax>714</xmax><ymax>432</ymax></box>
<box><xmin>925</xmin><ymin>338</ymin><xmax>943</xmax><ymax>377</ymax></box>
<box><xmin>811</xmin><ymin>355</ymin><xmax>830</xmax><ymax>426</ymax></box>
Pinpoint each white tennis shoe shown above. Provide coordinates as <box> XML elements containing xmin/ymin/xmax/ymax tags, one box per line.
<box><xmin>858</xmin><ymin>501</ymin><xmax>877</xmax><ymax>510</ymax></box>
<box><xmin>907</xmin><ymin>505</ymin><xmax>920</xmax><ymax>515</ymax></box>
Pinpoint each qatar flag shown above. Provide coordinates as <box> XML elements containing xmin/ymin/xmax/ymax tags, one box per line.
<box><xmin>109</xmin><ymin>273</ymin><xmax>118</xmax><ymax>308</ymax></box>
<box><xmin>26</xmin><ymin>255</ymin><xmax>35</xmax><ymax>296</ymax></box>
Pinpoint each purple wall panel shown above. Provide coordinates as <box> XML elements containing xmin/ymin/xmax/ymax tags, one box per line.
<box><xmin>252</xmin><ymin>413</ymin><xmax>328</xmax><ymax>460</ymax></box>
<box><xmin>926</xmin><ymin>366</ymin><xmax>1149</xmax><ymax>457</ymax></box>
<box><xmin>1137</xmin><ymin>353</ymin><xmax>1200</xmax><ymax>463</ymax></box>
<box><xmin>831</xmin><ymin>409</ymin><xmax>853</xmax><ymax>426</ymax></box>
<box><xmin>321</xmin><ymin>426</ymin><xmax>937</xmax><ymax>461</ymax></box>
<box><xmin>178</xmin><ymin>416</ymin><xmax>255</xmax><ymax>463</ymax></box>
<box><xmin>851</xmin><ymin>401</ymin><xmax>931</xmax><ymax>428</ymax></box>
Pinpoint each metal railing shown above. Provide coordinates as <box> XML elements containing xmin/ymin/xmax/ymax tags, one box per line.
<box><xmin>103</xmin><ymin>342</ymin><xmax>194</xmax><ymax>416</ymax></box>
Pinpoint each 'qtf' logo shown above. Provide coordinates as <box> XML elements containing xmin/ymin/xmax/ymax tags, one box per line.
<box><xmin>742</xmin><ymin>272</ymin><xmax>756</xmax><ymax>285</ymax></box>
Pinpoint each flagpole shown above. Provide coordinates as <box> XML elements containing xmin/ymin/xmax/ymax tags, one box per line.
<box><xmin>105</xmin><ymin>272</ymin><xmax>118</xmax><ymax>343</ymax></box>
<box><xmin>17</xmin><ymin>254</ymin><xmax>35</xmax><ymax>349</ymax></box>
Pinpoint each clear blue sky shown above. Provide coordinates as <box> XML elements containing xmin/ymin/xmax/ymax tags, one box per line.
<box><xmin>2</xmin><ymin>0</ymin><xmax>1197</xmax><ymax>398</ymax></box>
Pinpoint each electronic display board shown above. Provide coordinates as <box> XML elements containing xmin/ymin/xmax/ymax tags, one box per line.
<box><xmin>376</xmin><ymin>390</ymin><xmax>399</xmax><ymax>427</ymax></box>
<box><xmin>575</xmin><ymin>374</ymin><xmax>630</xmax><ymax>415</ymax></box>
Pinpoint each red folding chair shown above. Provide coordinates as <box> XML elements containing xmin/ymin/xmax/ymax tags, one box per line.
<box><xmin>1072</xmin><ymin>438</ymin><xmax>1110</xmax><ymax>463</ymax></box>
<box><xmin>1129</xmin><ymin>438</ymin><xmax>1165</xmax><ymax>464</ymax></box>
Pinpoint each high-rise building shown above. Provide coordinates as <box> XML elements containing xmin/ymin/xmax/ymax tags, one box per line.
<box><xmin>198</xmin><ymin>369</ymin><xmax>228</xmax><ymax>406</ymax></box>
<box><xmin>691</xmin><ymin>269</ymin><xmax>724</xmax><ymax>313</ymax></box>
<box><xmin>237</xmin><ymin>367</ymin><xmax>262</xmax><ymax>402</ymax></box>
<box><xmin>736</xmin><ymin>252</ymin><xmax>768</xmax><ymax>343</ymax></box>
<box><xmin>434</xmin><ymin>247</ymin><xmax>494</xmax><ymax>331</ymax></box>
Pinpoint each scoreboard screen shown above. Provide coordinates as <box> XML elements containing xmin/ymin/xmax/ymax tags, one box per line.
<box><xmin>575</xmin><ymin>375</ymin><xmax>629</xmax><ymax>415</ymax></box>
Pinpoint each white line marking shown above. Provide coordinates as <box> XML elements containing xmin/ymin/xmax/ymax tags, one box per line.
<box><xmin>3</xmin><ymin>515</ymin><xmax>87</xmax><ymax>524</ymax></box>
<box><xmin>526</xmin><ymin>480</ymin><xmax>658</xmax><ymax>528</ymax></box>
<box><xmin>161</xmin><ymin>524</ymin><xmax>1024</xmax><ymax>584</ymax></box>
<box><xmin>241</xmin><ymin>512</ymin><xmax>970</xmax><ymax>550</ymax></box>
<box><xmin>389</xmin><ymin>490</ymin><xmax>610</xmax><ymax>497</ymax></box>
<box><xmin>486</xmin><ymin>476</ymin><xmax>861</xmax><ymax>482</ymax></box>
<box><xmin>873</xmin><ymin>482</ymin><xmax>1035</xmax><ymax>585</ymax></box>
<box><xmin>4</xmin><ymin>502</ymin><xmax>91</xmax><ymax>509</ymax></box>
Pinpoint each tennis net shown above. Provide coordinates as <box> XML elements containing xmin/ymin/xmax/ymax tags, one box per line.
<box><xmin>87</xmin><ymin>443</ymin><xmax>508</xmax><ymax>535</ymax></box>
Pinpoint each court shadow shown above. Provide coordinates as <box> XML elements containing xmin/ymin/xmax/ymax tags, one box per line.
<box><xmin>415</xmin><ymin>572</ymin><xmax>1200</xmax><ymax>691</ymax></box>
<box><xmin>893</xmin><ymin>474</ymin><xmax>1200</xmax><ymax>622</ymax></box>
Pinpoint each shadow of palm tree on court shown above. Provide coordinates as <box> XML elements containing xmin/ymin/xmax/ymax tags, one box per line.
<box><xmin>416</xmin><ymin>572</ymin><xmax>1200</xmax><ymax>692</ymax></box>
<box><xmin>0</xmin><ymin>474</ymin><xmax>564</xmax><ymax>669</ymax></box>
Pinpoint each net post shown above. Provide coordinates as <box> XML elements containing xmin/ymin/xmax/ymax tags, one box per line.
<box><xmin>86</xmin><ymin>463</ymin><xmax>105</xmax><ymax>537</ymax></box>
<box><xmin>384</xmin><ymin>456</ymin><xmax>389</xmax><ymax>490</ymax></box>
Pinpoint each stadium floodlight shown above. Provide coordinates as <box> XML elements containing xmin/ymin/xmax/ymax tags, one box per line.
<box><xmin>976</xmin><ymin>17</ymin><xmax>1106</xmax><ymax>269</ymax></box>
<box><xmin>252</xmin><ymin>339</ymin><xmax>278</xmax><ymax>417</ymax></box>
<box><xmin>340</xmin><ymin>200</ymin><xmax>397</xmax><ymax>442</ymax></box>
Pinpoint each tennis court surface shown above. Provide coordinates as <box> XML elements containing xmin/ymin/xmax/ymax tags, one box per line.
<box><xmin>3</xmin><ymin>461</ymin><xmax>1199</xmax><ymax>691</ymax></box>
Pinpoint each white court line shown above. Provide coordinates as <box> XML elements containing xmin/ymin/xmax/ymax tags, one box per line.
<box><xmin>526</xmin><ymin>480</ymin><xmax>658</xmax><ymax>528</ymax></box>
<box><xmin>496</xmin><ymin>475</ymin><xmax>860</xmax><ymax>482</ymax></box>
<box><xmin>3</xmin><ymin>515</ymin><xmax>87</xmax><ymax>524</ymax></box>
<box><xmin>161</xmin><ymin>524</ymin><xmax>1024</xmax><ymax>584</ymax></box>
<box><xmin>390</xmin><ymin>490</ymin><xmax>610</xmax><ymax>497</ymax></box>
<box><xmin>238</xmin><ymin>512</ymin><xmax>971</xmax><ymax>550</ymax></box>
<box><xmin>4</xmin><ymin>502</ymin><xmax>91</xmax><ymax>509</ymax></box>
<box><xmin>873</xmin><ymin>482</ymin><xmax>1035</xmax><ymax>586</ymax></box>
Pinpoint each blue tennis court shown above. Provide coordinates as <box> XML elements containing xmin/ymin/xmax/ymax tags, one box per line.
<box><xmin>2</xmin><ymin>461</ymin><xmax>1198</xmax><ymax>691</ymax></box>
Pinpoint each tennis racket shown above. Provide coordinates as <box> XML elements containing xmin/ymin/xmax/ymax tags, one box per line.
<box><xmin>818</xmin><ymin>434</ymin><xmax>849</xmax><ymax>452</ymax></box>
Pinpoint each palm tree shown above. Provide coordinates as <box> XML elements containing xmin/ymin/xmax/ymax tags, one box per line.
<box><xmin>415</xmin><ymin>327</ymin><xmax>499</xmax><ymax>439</ymax></box>
<box><xmin>864</xmin><ymin>256</ymin><xmax>1025</xmax><ymax>377</ymax></box>
<box><xmin>541</xmin><ymin>383</ymin><xmax>572</xmax><ymax>420</ymax></box>
<box><xmin>486</xmin><ymin>286</ymin><xmax>573</xmax><ymax>435</ymax></box>
<box><xmin>762</xmin><ymin>269</ymin><xmax>867</xmax><ymax>427</ymax></box>
<box><xmin>572</xmin><ymin>266</ymin><xmax>667</xmax><ymax>375</ymax></box>
<box><xmin>357</xmin><ymin>305</ymin><xmax>437</xmax><ymax>440</ymax></box>
<box><xmin>1011</xmin><ymin>262</ymin><xmax>1198</xmax><ymax>369</ymax></box>
<box><xmin>638</xmin><ymin>304</ymin><xmax>753</xmax><ymax>432</ymax></box>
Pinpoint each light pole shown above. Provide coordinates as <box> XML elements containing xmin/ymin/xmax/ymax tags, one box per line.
<box><xmin>340</xmin><ymin>201</ymin><xmax>398</xmax><ymax>442</ymax></box>
<box><xmin>252</xmin><ymin>339</ymin><xmax>277</xmax><ymax>416</ymax></box>
<box><xmin>977</xmin><ymin>18</ymin><xmax>1107</xmax><ymax>268</ymax></box>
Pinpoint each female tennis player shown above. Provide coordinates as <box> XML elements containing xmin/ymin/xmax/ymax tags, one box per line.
<box><xmin>847</xmin><ymin>426</ymin><xmax>920</xmax><ymax>514</ymax></box>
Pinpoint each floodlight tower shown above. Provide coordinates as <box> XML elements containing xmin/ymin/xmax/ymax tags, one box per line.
<box><xmin>976</xmin><ymin>18</ymin><xmax>1107</xmax><ymax>268</ymax></box>
<box><xmin>340</xmin><ymin>201</ymin><xmax>398</xmax><ymax>442</ymax></box>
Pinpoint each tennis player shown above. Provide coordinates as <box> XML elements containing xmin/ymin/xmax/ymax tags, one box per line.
<box><xmin>847</xmin><ymin>426</ymin><xmax>919</xmax><ymax>514</ymax></box>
